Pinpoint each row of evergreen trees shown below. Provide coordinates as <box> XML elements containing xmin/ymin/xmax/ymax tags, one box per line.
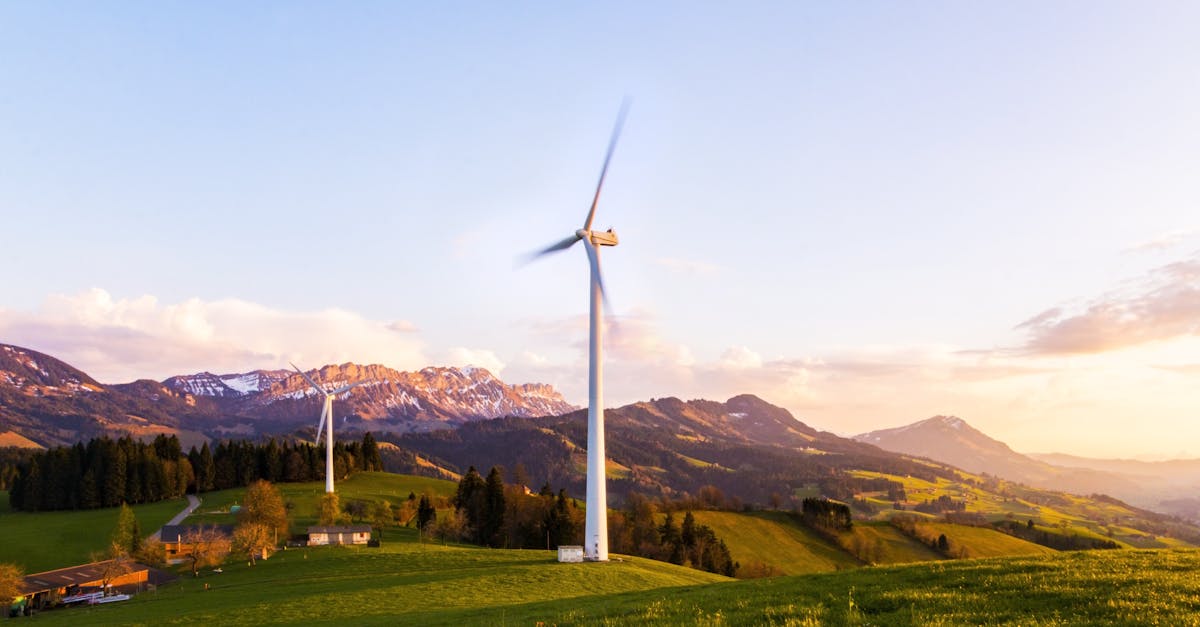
<box><xmin>610</xmin><ymin>493</ymin><xmax>738</xmax><ymax>576</ymax></box>
<box><xmin>7</xmin><ymin>433</ymin><xmax>384</xmax><ymax>512</ymax></box>
<box><xmin>445</xmin><ymin>467</ymin><xmax>736</xmax><ymax>576</ymax></box>
<box><xmin>446</xmin><ymin>466</ymin><xmax>583</xmax><ymax>550</ymax></box>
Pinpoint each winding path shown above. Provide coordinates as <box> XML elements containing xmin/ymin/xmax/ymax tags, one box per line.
<box><xmin>150</xmin><ymin>494</ymin><xmax>201</xmax><ymax>540</ymax></box>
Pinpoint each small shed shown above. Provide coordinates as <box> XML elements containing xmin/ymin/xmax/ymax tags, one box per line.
<box><xmin>557</xmin><ymin>545</ymin><xmax>584</xmax><ymax>563</ymax></box>
<box><xmin>307</xmin><ymin>525</ymin><xmax>372</xmax><ymax>546</ymax></box>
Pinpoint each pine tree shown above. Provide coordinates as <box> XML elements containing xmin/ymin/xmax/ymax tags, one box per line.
<box><xmin>103</xmin><ymin>445</ymin><xmax>126</xmax><ymax>508</ymax></box>
<box><xmin>361</xmin><ymin>432</ymin><xmax>382</xmax><ymax>471</ymax></box>
<box><xmin>198</xmin><ymin>442</ymin><xmax>216</xmax><ymax>492</ymax></box>
<box><xmin>454</xmin><ymin>466</ymin><xmax>486</xmax><ymax>542</ymax></box>
<box><xmin>417</xmin><ymin>495</ymin><xmax>437</xmax><ymax>533</ymax></box>
<box><xmin>482</xmin><ymin>467</ymin><xmax>506</xmax><ymax>547</ymax></box>
<box><xmin>112</xmin><ymin>503</ymin><xmax>142</xmax><ymax>556</ymax></box>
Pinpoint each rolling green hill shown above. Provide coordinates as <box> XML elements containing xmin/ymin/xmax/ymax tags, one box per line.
<box><xmin>29</xmin><ymin>534</ymin><xmax>728</xmax><ymax>626</ymax></box>
<box><xmin>24</xmin><ymin>538</ymin><xmax>1200</xmax><ymax>625</ymax></box>
<box><xmin>0</xmin><ymin>496</ymin><xmax>185</xmax><ymax>573</ymax></box>
<box><xmin>684</xmin><ymin>510</ymin><xmax>860</xmax><ymax>574</ymax></box>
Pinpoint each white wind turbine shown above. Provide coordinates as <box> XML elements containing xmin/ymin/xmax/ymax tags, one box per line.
<box><xmin>526</xmin><ymin>104</ymin><xmax>628</xmax><ymax>561</ymax></box>
<box><xmin>290</xmin><ymin>363</ymin><xmax>367</xmax><ymax>494</ymax></box>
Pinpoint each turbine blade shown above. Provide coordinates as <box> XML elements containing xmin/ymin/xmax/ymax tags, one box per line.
<box><xmin>519</xmin><ymin>234</ymin><xmax>582</xmax><ymax>266</ymax></box>
<box><xmin>583</xmin><ymin>100</ymin><xmax>630</xmax><ymax>232</ymax></box>
<box><xmin>582</xmin><ymin>237</ymin><xmax>615</xmax><ymax>319</ymax></box>
<box><xmin>291</xmin><ymin>363</ymin><xmax>324</xmax><ymax>394</ymax></box>
<box><xmin>315</xmin><ymin>405</ymin><xmax>328</xmax><ymax>445</ymax></box>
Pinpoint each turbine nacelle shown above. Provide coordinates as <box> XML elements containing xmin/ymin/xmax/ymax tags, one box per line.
<box><xmin>577</xmin><ymin>228</ymin><xmax>619</xmax><ymax>247</ymax></box>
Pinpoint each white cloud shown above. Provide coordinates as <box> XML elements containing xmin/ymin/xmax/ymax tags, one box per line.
<box><xmin>717</xmin><ymin>346</ymin><xmax>763</xmax><ymax>370</ymax></box>
<box><xmin>0</xmin><ymin>288</ymin><xmax>428</xmax><ymax>383</ymax></box>
<box><xmin>444</xmin><ymin>347</ymin><xmax>506</xmax><ymax>375</ymax></box>
<box><xmin>1123</xmin><ymin>229</ymin><xmax>1197</xmax><ymax>254</ymax></box>
<box><xmin>655</xmin><ymin>257</ymin><xmax>722</xmax><ymax>276</ymax></box>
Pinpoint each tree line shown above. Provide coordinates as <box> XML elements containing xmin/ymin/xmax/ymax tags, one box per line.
<box><xmin>6</xmin><ymin>433</ymin><xmax>384</xmax><ymax>511</ymax></box>
<box><xmin>429</xmin><ymin>466</ymin><xmax>736</xmax><ymax>577</ymax></box>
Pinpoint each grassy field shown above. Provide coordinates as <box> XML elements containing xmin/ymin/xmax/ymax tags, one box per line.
<box><xmin>0</xmin><ymin>473</ymin><xmax>457</xmax><ymax>573</ymax></box>
<box><xmin>479</xmin><ymin>549</ymin><xmax>1200</xmax><ymax>626</ymax></box>
<box><xmin>28</xmin><ymin>530</ymin><xmax>728</xmax><ymax>626</ymax></box>
<box><xmin>847</xmin><ymin>522</ymin><xmax>945</xmax><ymax>564</ymax></box>
<box><xmin>921</xmin><ymin>522</ymin><xmax>1057</xmax><ymax>558</ymax></box>
<box><xmin>0</xmin><ymin>497</ymin><xmax>186</xmax><ymax>573</ymax></box>
<box><xmin>685</xmin><ymin>510</ymin><xmax>860</xmax><ymax>575</ymax></box>
<box><xmin>670</xmin><ymin>511</ymin><xmax>1060</xmax><ymax>575</ymax></box>
<box><xmin>23</xmin><ymin>537</ymin><xmax>1200</xmax><ymax>625</ymax></box>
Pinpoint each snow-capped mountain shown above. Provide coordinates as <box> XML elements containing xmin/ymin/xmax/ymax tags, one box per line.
<box><xmin>0</xmin><ymin>342</ymin><xmax>578</xmax><ymax>447</ymax></box>
<box><xmin>176</xmin><ymin>362</ymin><xmax>578</xmax><ymax>432</ymax></box>
<box><xmin>164</xmin><ymin>370</ymin><xmax>290</xmax><ymax>398</ymax></box>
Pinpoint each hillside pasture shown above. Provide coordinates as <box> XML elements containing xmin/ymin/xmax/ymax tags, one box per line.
<box><xmin>25</xmin><ymin>539</ymin><xmax>1200</xmax><ymax>625</ymax></box>
<box><xmin>684</xmin><ymin>510</ymin><xmax>860</xmax><ymax>575</ymax></box>
<box><xmin>29</xmin><ymin>536</ymin><xmax>728</xmax><ymax>626</ymax></box>
<box><xmin>0</xmin><ymin>497</ymin><xmax>186</xmax><ymax>573</ymax></box>
<box><xmin>469</xmin><ymin>548</ymin><xmax>1200</xmax><ymax>625</ymax></box>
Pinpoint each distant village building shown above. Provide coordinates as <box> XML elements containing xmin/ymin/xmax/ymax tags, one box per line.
<box><xmin>307</xmin><ymin>525</ymin><xmax>372</xmax><ymax>546</ymax></box>
<box><xmin>557</xmin><ymin>545</ymin><xmax>584</xmax><ymax>563</ymax></box>
<box><xmin>159</xmin><ymin>524</ymin><xmax>235</xmax><ymax>564</ymax></box>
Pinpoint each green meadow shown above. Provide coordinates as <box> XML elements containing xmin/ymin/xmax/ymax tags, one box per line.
<box><xmin>26</xmin><ymin>535</ymin><xmax>727</xmax><ymax>626</ymax></box>
<box><xmin>0</xmin><ymin>491</ymin><xmax>185</xmax><ymax>573</ymax></box>
<box><xmin>7</xmin><ymin>475</ymin><xmax>1200</xmax><ymax>625</ymax></box>
<box><xmin>21</xmin><ymin>536</ymin><xmax>1200</xmax><ymax>625</ymax></box>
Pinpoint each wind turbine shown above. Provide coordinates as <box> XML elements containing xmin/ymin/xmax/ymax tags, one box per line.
<box><xmin>526</xmin><ymin>104</ymin><xmax>628</xmax><ymax>561</ymax></box>
<box><xmin>290</xmin><ymin>363</ymin><xmax>367</xmax><ymax>494</ymax></box>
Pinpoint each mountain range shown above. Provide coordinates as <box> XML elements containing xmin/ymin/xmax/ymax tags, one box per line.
<box><xmin>0</xmin><ymin>343</ymin><xmax>575</xmax><ymax>448</ymax></box>
<box><xmin>5</xmin><ymin>341</ymin><xmax>1200</xmax><ymax>525</ymax></box>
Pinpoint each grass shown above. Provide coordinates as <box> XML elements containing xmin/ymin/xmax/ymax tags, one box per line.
<box><xmin>0</xmin><ymin>497</ymin><xmax>186</xmax><ymax>573</ymax></box>
<box><xmin>846</xmin><ymin>522</ymin><xmax>944</xmax><ymax>564</ymax></box>
<box><xmin>922</xmin><ymin>522</ymin><xmax>1058</xmax><ymax>558</ymax></box>
<box><xmin>684</xmin><ymin>510</ymin><xmax>860</xmax><ymax>575</ymax></box>
<box><xmin>0</xmin><ymin>473</ymin><xmax>456</xmax><ymax>573</ymax></box>
<box><xmin>29</xmin><ymin>530</ymin><xmax>728</xmax><ymax>626</ymax></box>
<box><xmin>24</xmin><ymin>537</ymin><xmax>1200</xmax><ymax>625</ymax></box>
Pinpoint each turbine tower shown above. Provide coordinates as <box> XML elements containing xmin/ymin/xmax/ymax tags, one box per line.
<box><xmin>527</xmin><ymin>104</ymin><xmax>628</xmax><ymax>561</ymax></box>
<box><xmin>291</xmin><ymin>363</ymin><xmax>366</xmax><ymax>494</ymax></box>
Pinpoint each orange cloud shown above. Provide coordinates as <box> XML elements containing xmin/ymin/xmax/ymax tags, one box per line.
<box><xmin>1016</xmin><ymin>255</ymin><xmax>1200</xmax><ymax>355</ymax></box>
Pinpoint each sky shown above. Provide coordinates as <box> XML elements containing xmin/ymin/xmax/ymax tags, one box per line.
<box><xmin>2</xmin><ymin>2</ymin><xmax>1199</xmax><ymax>459</ymax></box>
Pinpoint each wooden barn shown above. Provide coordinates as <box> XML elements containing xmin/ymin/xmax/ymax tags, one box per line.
<box><xmin>307</xmin><ymin>525</ymin><xmax>372</xmax><ymax>546</ymax></box>
<box><xmin>12</xmin><ymin>559</ymin><xmax>172</xmax><ymax>615</ymax></box>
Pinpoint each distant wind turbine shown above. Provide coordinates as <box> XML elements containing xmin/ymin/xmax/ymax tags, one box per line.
<box><xmin>525</xmin><ymin>103</ymin><xmax>629</xmax><ymax>561</ymax></box>
<box><xmin>290</xmin><ymin>363</ymin><xmax>367</xmax><ymax>494</ymax></box>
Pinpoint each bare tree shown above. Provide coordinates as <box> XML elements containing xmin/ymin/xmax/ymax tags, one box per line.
<box><xmin>232</xmin><ymin>523</ymin><xmax>274</xmax><ymax>565</ymax></box>
<box><xmin>182</xmin><ymin>527</ymin><xmax>231</xmax><ymax>577</ymax></box>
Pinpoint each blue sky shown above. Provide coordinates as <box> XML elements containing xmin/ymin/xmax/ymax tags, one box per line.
<box><xmin>3</xmin><ymin>2</ymin><xmax>1199</xmax><ymax>458</ymax></box>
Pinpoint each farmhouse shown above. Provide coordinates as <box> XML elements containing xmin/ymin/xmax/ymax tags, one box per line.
<box><xmin>307</xmin><ymin>525</ymin><xmax>372</xmax><ymax>546</ymax></box>
<box><xmin>159</xmin><ymin>524</ymin><xmax>235</xmax><ymax>564</ymax></box>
